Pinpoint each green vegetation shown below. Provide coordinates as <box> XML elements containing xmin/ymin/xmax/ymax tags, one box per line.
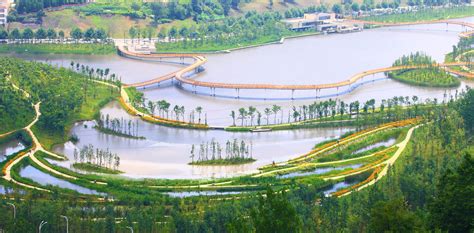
<box><xmin>390</xmin><ymin>52</ymin><xmax>460</xmax><ymax>87</ymax></box>
<box><xmin>154</xmin><ymin>11</ymin><xmax>307</xmax><ymax>53</ymax></box>
<box><xmin>0</xmin><ymin>57</ymin><xmax>119</xmax><ymax>149</ymax></box>
<box><xmin>0</xmin><ymin>43</ymin><xmax>116</xmax><ymax>55</ymax></box>
<box><xmin>362</xmin><ymin>6</ymin><xmax>474</xmax><ymax>23</ymax></box>
<box><xmin>315</xmin><ymin>127</ymin><xmax>405</xmax><ymax>162</ymax></box>
<box><xmin>72</xmin><ymin>163</ymin><xmax>123</xmax><ymax>174</ymax></box>
<box><xmin>0</xmin><ymin>75</ymin><xmax>34</xmax><ymax>134</ymax></box>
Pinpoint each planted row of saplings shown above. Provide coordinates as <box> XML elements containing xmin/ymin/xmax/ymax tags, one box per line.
<box><xmin>119</xmin><ymin>96</ymin><xmax>209</xmax><ymax>130</ymax></box>
<box><xmin>313</xmin><ymin>127</ymin><xmax>406</xmax><ymax>163</ymax></box>
<box><xmin>274</xmin><ymin>148</ymin><xmax>394</xmax><ymax>181</ymax></box>
<box><xmin>321</xmin><ymin>148</ymin><xmax>395</xmax><ymax>179</ymax></box>
<box><xmin>287</xmin><ymin>118</ymin><xmax>417</xmax><ymax>165</ymax></box>
<box><xmin>331</xmin><ymin>165</ymin><xmax>385</xmax><ymax>197</ymax></box>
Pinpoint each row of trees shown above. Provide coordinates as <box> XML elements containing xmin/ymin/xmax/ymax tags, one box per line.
<box><xmin>190</xmin><ymin>138</ymin><xmax>254</xmax><ymax>163</ymax></box>
<box><xmin>154</xmin><ymin>11</ymin><xmax>288</xmax><ymax>50</ymax></box>
<box><xmin>69</xmin><ymin>61</ymin><xmax>121</xmax><ymax>86</ymax></box>
<box><xmin>230</xmin><ymin>97</ymin><xmax>418</xmax><ymax>127</ymax></box>
<box><xmin>392</xmin><ymin>51</ymin><xmax>436</xmax><ymax>66</ymax></box>
<box><xmin>73</xmin><ymin>144</ymin><xmax>120</xmax><ymax>171</ymax></box>
<box><xmin>132</xmin><ymin>95</ymin><xmax>207</xmax><ymax>124</ymax></box>
<box><xmin>0</xmin><ymin>27</ymin><xmax>108</xmax><ymax>42</ymax></box>
<box><xmin>16</xmin><ymin>0</ymin><xmax>88</xmax><ymax>14</ymax></box>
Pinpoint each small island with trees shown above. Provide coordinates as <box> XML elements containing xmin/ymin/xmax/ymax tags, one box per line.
<box><xmin>72</xmin><ymin>144</ymin><xmax>123</xmax><ymax>174</ymax></box>
<box><xmin>389</xmin><ymin>52</ymin><xmax>461</xmax><ymax>88</ymax></box>
<box><xmin>189</xmin><ymin>139</ymin><xmax>256</xmax><ymax>165</ymax></box>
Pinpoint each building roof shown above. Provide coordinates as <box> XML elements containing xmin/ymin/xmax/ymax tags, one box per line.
<box><xmin>0</xmin><ymin>0</ymin><xmax>10</xmax><ymax>8</ymax></box>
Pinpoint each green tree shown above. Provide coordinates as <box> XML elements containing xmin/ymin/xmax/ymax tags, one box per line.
<box><xmin>70</xmin><ymin>28</ymin><xmax>83</xmax><ymax>40</ymax></box>
<box><xmin>369</xmin><ymin>199</ymin><xmax>423</xmax><ymax>232</ymax></box>
<box><xmin>251</xmin><ymin>188</ymin><xmax>302</xmax><ymax>233</ymax></box>
<box><xmin>429</xmin><ymin>153</ymin><xmax>473</xmax><ymax>233</ymax></box>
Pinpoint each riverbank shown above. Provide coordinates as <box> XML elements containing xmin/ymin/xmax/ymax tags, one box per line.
<box><xmin>72</xmin><ymin>163</ymin><xmax>123</xmax><ymax>174</ymax></box>
<box><xmin>0</xmin><ymin>43</ymin><xmax>116</xmax><ymax>55</ymax></box>
<box><xmin>154</xmin><ymin>31</ymin><xmax>321</xmax><ymax>54</ymax></box>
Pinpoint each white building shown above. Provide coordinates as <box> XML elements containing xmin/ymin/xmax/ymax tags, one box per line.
<box><xmin>0</xmin><ymin>0</ymin><xmax>10</xmax><ymax>27</ymax></box>
<box><xmin>282</xmin><ymin>13</ymin><xmax>335</xmax><ymax>31</ymax></box>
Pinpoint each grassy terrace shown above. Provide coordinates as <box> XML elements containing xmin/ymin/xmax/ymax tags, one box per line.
<box><xmin>361</xmin><ymin>6</ymin><xmax>474</xmax><ymax>23</ymax></box>
<box><xmin>190</xmin><ymin>158</ymin><xmax>256</xmax><ymax>166</ymax></box>
<box><xmin>72</xmin><ymin>163</ymin><xmax>123</xmax><ymax>174</ymax></box>
<box><xmin>0</xmin><ymin>43</ymin><xmax>116</xmax><ymax>55</ymax></box>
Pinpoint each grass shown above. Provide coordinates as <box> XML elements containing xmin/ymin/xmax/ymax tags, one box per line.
<box><xmin>361</xmin><ymin>6</ymin><xmax>474</xmax><ymax>23</ymax></box>
<box><xmin>0</xmin><ymin>43</ymin><xmax>116</xmax><ymax>55</ymax></box>
<box><xmin>388</xmin><ymin>68</ymin><xmax>461</xmax><ymax>88</ymax></box>
<box><xmin>72</xmin><ymin>163</ymin><xmax>123</xmax><ymax>174</ymax></box>
<box><xmin>189</xmin><ymin>158</ymin><xmax>256</xmax><ymax>165</ymax></box>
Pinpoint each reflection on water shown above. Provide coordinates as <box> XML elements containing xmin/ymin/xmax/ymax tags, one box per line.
<box><xmin>352</xmin><ymin>138</ymin><xmax>397</xmax><ymax>155</ymax></box>
<box><xmin>323</xmin><ymin>180</ymin><xmax>358</xmax><ymax>196</ymax></box>
<box><xmin>0</xmin><ymin>139</ymin><xmax>25</xmax><ymax>162</ymax></box>
<box><xmin>52</xmin><ymin>107</ymin><xmax>353</xmax><ymax>179</ymax></box>
<box><xmin>166</xmin><ymin>190</ymin><xmax>243</xmax><ymax>198</ymax></box>
<box><xmin>19</xmin><ymin>165</ymin><xmax>103</xmax><ymax>195</ymax></box>
<box><xmin>278</xmin><ymin>164</ymin><xmax>363</xmax><ymax>179</ymax></box>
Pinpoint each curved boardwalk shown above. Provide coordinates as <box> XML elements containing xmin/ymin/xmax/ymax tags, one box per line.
<box><xmin>120</xmin><ymin>45</ymin><xmax>473</xmax><ymax>91</ymax></box>
<box><xmin>118</xmin><ymin>18</ymin><xmax>474</xmax><ymax>94</ymax></box>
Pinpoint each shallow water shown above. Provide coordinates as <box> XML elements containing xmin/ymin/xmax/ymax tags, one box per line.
<box><xmin>278</xmin><ymin>163</ymin><xmax>363</xmax><ymax>179</ymax></box>
<box><xmin>19</xmin><ymin>165</ymin><xmax>103</xmax><ymax>195</ymax></box>
<box><xmin>323</xmin><ymin>180</ymin><xmax>358</xmax><ymax>196</ymax></box>
<box><xmin>0</xmin><ymin>139</ymin><xmax>25</xmax><ymax>162</ymax></box>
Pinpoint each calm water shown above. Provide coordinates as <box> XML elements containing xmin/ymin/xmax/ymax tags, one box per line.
<box><xmin>0</xmin><ymin>139</ymin><xmax>25</xmax><ymax>162</ymax></box>
<box><xmin>11</xmin><ymin>18</ymin><xmax>474</xmax><ymax>179</ymax></box>
<box><xmin>19</xmin><ymin>165</ymin><xmax>102</xmax><ymax>195</ymax></box>
<box><xmin>52</xmin><ymin>104</ymin><xmax>353</xmax><ymax>179</ymax></box>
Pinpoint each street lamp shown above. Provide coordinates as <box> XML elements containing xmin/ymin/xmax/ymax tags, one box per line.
<box><xmin>61</xmin><ymin>215</ymin><xmax>69</xmax><ymax>233</ymax></box>
<box><xmin>39</xmin><ymin>221</ymin><xmax>47</xmax><ymax>233</ymax></box>
<box><xmin>6</xmin><ymin>203</ymin><xmax>15</xmax><ymax>219</ymax></box>
<box><xmin>126</xmin><ymin>226</ymin><xmax>134</xmax><ymax>233</ymax></box>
